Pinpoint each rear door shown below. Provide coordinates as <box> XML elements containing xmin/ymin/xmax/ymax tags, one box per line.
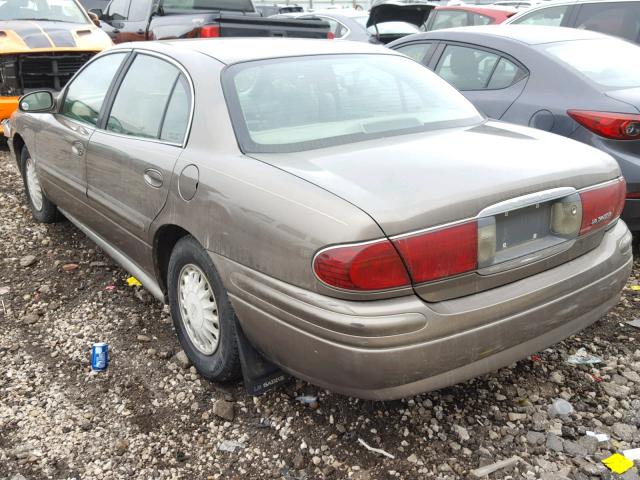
<box><xmin>84</xmin><ymin>51</ymin><xmax>192</xmax><ymax>251</ymax></box>
<box><xmin>430</xmin><ymin>43</ymin><xmax>529</xmax><ymax>119</ymax></box>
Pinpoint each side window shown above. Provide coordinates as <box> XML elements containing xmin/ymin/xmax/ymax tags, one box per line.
<box><xmin>435</xmin><ymin>45</ymin><xmax>499</xmax><ymax>91</ymax></box>
<box><xmin>574</xmin><ymin>3</ymin><xmax>640</xmax><ymax>43</ymax></box>
<box><xmin>511</xmin><ymin>5</ymin><xmax>570</xmax><ymax>26</ymax></box>
<box><xmin>62</xmin><ymin>53</ymin><xmax>127</xmax><ymax>126</ymax></box>
<box><xmin>430</xmin><ymin>10</ymin><xmax>470</xmax><ymax>30</ymax></box>
<box><xmin>470</xmin><ymin>13</ymin><xmax>492</xmax><ymax>26</ymax></box>
<box><xmin>127</xmin><ymin>0</ymin><xmax>151</xmax><ymax>21</ymax></box>
<box><xmin>160</xmin><ymin>75</ymin><xmax>191</xmax><ymax>144</ymax></box>
<box><xmin>105</xmin><ymin>0</ymin><xmax>130</xmax><ymax>20</ymax></box>
<box><xmin>487</xmin><ymin>57</ymin><xmax>527</xmax><ymax>89</ymax></box>
<box><xmin>395</xmin><ymin>42</ymin><xmax>434</xmax><ymax>63</ymax></box>
<box><xmin>107</xmin><ymin>54</ymin><xmax>180</xmax><ymax>139</ymax></box>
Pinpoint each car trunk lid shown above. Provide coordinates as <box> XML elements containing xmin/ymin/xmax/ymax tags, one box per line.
<box><xmin>252</xmin><ymin>122</ymin><xmax>622</xmax><ymax>301</ymax></box>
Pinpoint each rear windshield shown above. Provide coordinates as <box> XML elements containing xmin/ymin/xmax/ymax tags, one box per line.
<box><xmin>223</xmin><ymin>54</ymin><xmax>482</xmax><ymax>153</ymax></box>
<box><xmin>543</xmin><ymin>39</ymin><xmax>640</xmax><ymax>89</ymax></box>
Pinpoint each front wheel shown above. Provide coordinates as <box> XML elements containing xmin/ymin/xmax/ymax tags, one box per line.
<box><xmin>167</xmin><ymin>236</ymin><xmax>241</xmax><ymax>383</ymax></box>
<box><xmin>21</xmin><ymin>146</ymin><xmax>59</xmax><ymax>223</ymax></box>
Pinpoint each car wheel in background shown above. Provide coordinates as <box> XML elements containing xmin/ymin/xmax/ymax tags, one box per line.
<box><xmin>20</xmin><ymin>146</ymin><xmax>59</xmax><ymax>223</ymax></box>
<box><xmin>168</xmin><ymin>236</ymin><xmax>242</xmax><ymax>383</ymax></box>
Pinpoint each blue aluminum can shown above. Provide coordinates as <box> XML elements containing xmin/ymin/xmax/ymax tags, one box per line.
<box><xmin>91</xmin><ymin>342</ymin><xmax>109</xmax><ymax>371</ymax></box>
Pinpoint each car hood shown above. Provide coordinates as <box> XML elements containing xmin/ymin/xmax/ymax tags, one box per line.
<box><xmin>251</xmin><ymin>121</ymin><xmax>620</xmax><ymax>236</ymax></box>
<box><xmin>0</xmin><ymin>20</ymin><xmax>112</xmax><ymax>54</ymax></box>
<box><xmin>367</xmin><ymin>1</ymin><xmax>435</xmax><ymax>28</ymax></box>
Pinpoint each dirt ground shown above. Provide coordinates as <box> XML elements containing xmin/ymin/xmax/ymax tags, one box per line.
<box><xmin>1</xmin><ymin>145</ymin><xmax>640</xmax><ymax>480</ymax></box>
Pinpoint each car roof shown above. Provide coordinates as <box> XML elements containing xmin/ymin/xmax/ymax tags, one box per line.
<box><xmin>507</xmin><ymin>0</ymin><xmax>640</xmax><ymax>20</ymax></box>
<box><xmin>116</xmin><ymin>38</ymin><xmax>396</xmax><ymax>65</ymax></box>
<box><xmin>405</xmin><ymin>24</ymin><xmax>607</xmax><ymax>44</ymax></box>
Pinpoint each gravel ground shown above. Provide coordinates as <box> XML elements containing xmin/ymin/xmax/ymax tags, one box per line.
<box><xmin>1</xmin><ymin>145</ymin><xmax>640</xmax><ymax>480</ymax></box>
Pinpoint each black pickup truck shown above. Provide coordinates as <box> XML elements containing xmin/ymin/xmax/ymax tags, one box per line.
<box><xmin>89</xmin><ymin>0</ymin><xmax>330</xmax><ymax>43</ymax></box>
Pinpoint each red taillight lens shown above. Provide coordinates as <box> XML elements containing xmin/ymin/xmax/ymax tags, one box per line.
<box><xmin>627</xmin><ymin>192</ymin><xmax>640</xmax><ymax>199</ymax></box>
<box><xmin>200</xmin><ymin>25</ymin><xmax>220</xmax><ymax>38</ymax></box>
<box><xmin>568</xmin><ymin>110</ymin><xmax>640</xmax><ymax>140</ymax></box>
<box><xmin>327</xmin><ymin>31</ymin><xmax>335</xmax><ymax>39</ymax></box>
<box><xmin>392</xmin><ymin>221</ymin><xmax>478</xmax><ymax>283</ymax></box>
<box><xmin>313</xmin><ymin>240</ymin><xmax>410</xmax><ymax>291</ymax></box>
<box><xmin>579</xmin><ymin>178</ymin><xmax>626</xmax><ymax>235</ymax></box>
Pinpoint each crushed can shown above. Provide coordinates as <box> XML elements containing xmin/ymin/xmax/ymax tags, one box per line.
<box><xmin>91</xmin><ymin>342</ymin><xmax>109</xmax><ymax>371</ymax></box>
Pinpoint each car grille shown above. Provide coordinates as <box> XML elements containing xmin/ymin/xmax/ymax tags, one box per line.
<box><xmin>19</xmin><ymin>52</ymin><xmax>95</xmax><ymax>91</ymax></box>
<box><xmin>0</xmin><ymin>52</ymin><xmax>96</xmax><ymax>96</ymax></box>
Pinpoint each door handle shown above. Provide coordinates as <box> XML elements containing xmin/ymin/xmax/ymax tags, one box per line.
<box><xmin>71</xmin><ymin>143</ymin><xmax>85</xmax><ymax>156</ymax></box>
<box><xmin>144</xmin><ymin>168</ymin><xmax>163</xmax><ymax>188</ymax></box>
<box><xmin>136</xmin><ymin>29</ymin><xmax>145</xmax><ymax>34</ymax></box>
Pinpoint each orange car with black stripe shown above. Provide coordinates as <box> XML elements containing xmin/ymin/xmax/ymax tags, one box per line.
<box><xmin>0</xmin><ymin>0</ymin><xmax>112</xmax><ymax>134</ymax></box>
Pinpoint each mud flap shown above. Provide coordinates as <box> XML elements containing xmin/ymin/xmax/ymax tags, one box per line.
<box><xmin>236</xmin><ymin>325</ymin><xmax>290</xmax><ymax>395</ymax></box>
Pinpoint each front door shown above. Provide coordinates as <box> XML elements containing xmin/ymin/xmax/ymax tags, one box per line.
<box><xmin>101</xmin><ymin>0</ymin><xmax>151</xmax><ymax>43</ymax></box>
<box><xmin>34</xmin><ymin>52</ymin><xmax>129</xmax><ymax>214</ymax></box>
<box><xmin>84</xmin><ymin>52</ymin><xmax>192</xmax><ymax>253</ymax></box>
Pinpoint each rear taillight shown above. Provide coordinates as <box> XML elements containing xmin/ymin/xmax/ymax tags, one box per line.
<box><xmin>627</xmin><ymin>192</ymin><xmax>640</xmax><ymax>199</ymax></box>
<box><xmin>200</xmin><ymin>25</ymin><xmax>220</xmax><ymax>38</ymax></box>
<box><xmin>392</xmin><ymin>222</ymin><xmax>478</xmax><ymax>283</ymax></box>
<box><xmin>579</xmin><ymin>178</ymin><xmax>626</xmax><ymax>235</ymax></box>
<box><xmin>313</xmin><ymin>240</ymin><xmax>410</xmax><ymax>291</ymax></box>
<box><xmin>568</xmin><ymin>110</ymin><xmax>640</xmax><ymax>140</ymax></box>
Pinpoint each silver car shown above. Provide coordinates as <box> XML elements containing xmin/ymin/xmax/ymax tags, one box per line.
<box><xmin>4</xmin><ymin>38</ymin><xmax>632</xmax><ymax>400</ymax></box>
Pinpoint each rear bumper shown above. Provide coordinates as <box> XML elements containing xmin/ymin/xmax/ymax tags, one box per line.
<box><xmin>213</xmin><ymin>221</ymin><xmax>632</xmax><ymax>400</ymax></box>
<box><xmin>0</xmin><ymin>96</ymin><xmax>19</xmax><ymax>134</ymax></box>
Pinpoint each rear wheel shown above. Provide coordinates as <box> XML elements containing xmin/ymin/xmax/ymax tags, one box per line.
<box><xmin>21</xmin><ymin>146</ymin><xmax>59</xmax><ymax>223</ymax></box>
<box><xmin>167</xmin><ymin>236</ymin><xmax>241</xmax><ymax>382</ymax></box>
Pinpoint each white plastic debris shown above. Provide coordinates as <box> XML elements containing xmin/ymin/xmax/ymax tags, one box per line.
<box><xmin>217</xmin><ymin>440</ymin><xmax>245</xmax><ymax>453</ymax></box>
<box><xmin>548</xmin><ymin>398</ymin><xmax>574</xmax><ymax>418</ymax></box>
<box><xmin>357</xmin><ymin>438</ymin><xmax>395</xmax><ymax>459</ymax></box>
<box><xmin>566</xmin><ymin>348</ymin><xmax>603</xmax><ymax>365</ymax></box>
<box><xmin>470</xmin><ymin>456</ymin><xmax>520</xmax><ymax>478</ymax></box>
<box><xmin>586</xmin><ymin>431</ymin><xmax>609</xmax><ymax>442</ymax></box>
<box><xmin>627</xmin><ymin>318</ymin><xmax>640</xmax><ymax>329</ymax></box>
<box><xmin>623</xmin><ymin>448</ymin><xmax>640</xmax><ymax>461</ymax></box>
<box><xmin>295</xmin><ymin>395</ymin><xmax>319</xmax><ymax>408</ymax></box>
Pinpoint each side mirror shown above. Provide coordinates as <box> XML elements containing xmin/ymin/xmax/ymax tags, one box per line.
<box><xmin>89</xmin><ymin>8</ymin><xmax>103</xmax><ymax>18</ymax></box>
<box><xmin>88</xmin><ymin>11</ymin><xmax>101</xmax><ymax>27</ymax></box>
<box><xmin>19</xmin><ymin>91</ymin><xmax>55</xmax><ymax>113</ymax></box>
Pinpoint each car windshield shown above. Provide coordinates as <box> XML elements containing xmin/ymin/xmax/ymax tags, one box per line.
<box><xmin>0</xmin><ymin>0</ymin><xmax>87</xmax><ymax>22</ymax></box>
<box><xmin>224</xmin><ymin>54</ymin><xmax>483</xmax><ymax>153</ymax></box>
<box><xmin>543</xmin><ymin>39</ymin><xmax>640</xmax><ymax>89</ymax></box>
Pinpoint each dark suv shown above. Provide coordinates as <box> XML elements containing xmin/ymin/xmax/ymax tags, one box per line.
<box><xmin>506</xmin><ymin>0</ymin><xmax>640</xmax><ymax>44</ymax></box>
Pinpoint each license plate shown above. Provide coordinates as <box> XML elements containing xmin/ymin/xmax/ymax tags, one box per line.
<box><xmin>495</xmin><ymin>202</ymin><xmax>551</xmax><ymax>252</ymax></box>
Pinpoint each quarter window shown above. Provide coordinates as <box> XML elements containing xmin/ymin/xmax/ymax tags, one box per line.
<box><xmin>107</xmin><ymin>54</ymin><xmax>181</xmax><ymax>139</ymax></box>
<box><xmin>511</xmin><ymin>5</ymin><xmax>569</xmax><ymax>26</ymax></box>
<box><xmin>62</xmin><ymin>52</ymin><xmax>127</xmax><ymax>126</ymax></box>
<box><xmin>574</xmin><ymin>3</ymin><xmax>640</xmax><ymax>43</ymax></box>
<box><xmin>160</xmin><ymin>75</ymin><xmax>191</xmax><ymax>143</ymax></box>
<box><xmin>487</xmin><ymin>57</ymin><xmax>527</xmax><ymax>89</ymax></box>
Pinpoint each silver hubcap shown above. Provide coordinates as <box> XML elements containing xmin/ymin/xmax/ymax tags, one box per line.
<box><xmin>178</xmin><ymin>264</ymin><xmax>220</xmax><ymax>355</ymax></box>
<box><xmin>25</xmin><ymin>157</ymin><xmax>43</xmax><ymax>211</ymax></box>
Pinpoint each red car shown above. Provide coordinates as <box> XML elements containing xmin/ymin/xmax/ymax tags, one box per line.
<box><xmin>423</xmin><ymin>5</ymin><xmax>518</xmax><ymax>31</ymax></box>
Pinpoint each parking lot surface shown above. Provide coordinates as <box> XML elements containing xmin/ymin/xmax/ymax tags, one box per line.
<box><xmin>1</xmin><ymin>147</ymin><xmax>640</xmax><ymax>479</ymax></box>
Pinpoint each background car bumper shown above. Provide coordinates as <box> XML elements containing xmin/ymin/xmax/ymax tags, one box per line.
<box><xmin>622</xmin><ymin>199</ymin><xmax>640</xmax><ymax>232</ymax></box>
<box><xmin>212</xmin><ymin>221</ymin><xmax>632</xmax><ymax>400</ymax></box>
<box><xmin>0</xmin><ymin>97</ymin><xmax>19</xmax><ymax>134</ymax></box>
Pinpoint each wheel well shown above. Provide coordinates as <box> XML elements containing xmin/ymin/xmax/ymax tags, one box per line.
<box><xmin>154</xmin><ymin>225</ymin><xmax>191</xmax><ymax>294</ymax></box>
<box><xmin>12</xmin><ymin>134</ymin><xmax>25</xmax><ymax>171</ymax></box>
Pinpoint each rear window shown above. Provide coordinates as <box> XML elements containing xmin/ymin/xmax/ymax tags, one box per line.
<box><xmin>543</xmin><ymin>38</ymin><xmax>640</xmax><ymax>89</ymax></box>
<box><xmin>223</xmin><ymin>54</ymin><xmax>482</xmax><ymax>153</ymax></box>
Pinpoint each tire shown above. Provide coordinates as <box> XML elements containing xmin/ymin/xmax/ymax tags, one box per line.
<box><xmin>167</xmin><ymin>236</ymin><xmax>241</xmax><ymax>383</ymax></box>
<box><xmin>20</xmin><ymin>146</ymin><xmax>59</xmax><ymax>223</ymax></box>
